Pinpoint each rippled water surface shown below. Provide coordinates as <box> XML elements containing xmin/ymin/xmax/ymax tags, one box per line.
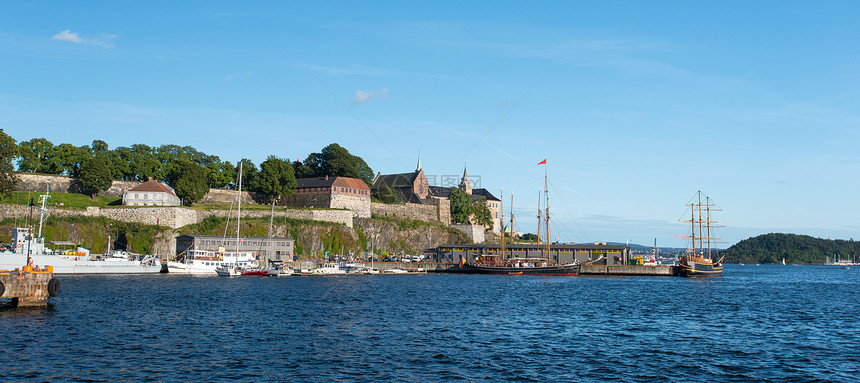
<box><xmin>1</xmin><ymin>265</ymin><xmax>858</xmax><ymax>382</ymax></box>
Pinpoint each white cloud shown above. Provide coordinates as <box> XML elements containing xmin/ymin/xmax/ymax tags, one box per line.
<box><xmin>53</xmin><ymin>30</ymin><xmax>83</xmax><ymax>43</ymax></box>
<box><xmin>52</xmin><ymin>30</ymin><xmax>116</xmax><ymax>48</ymax></box>
<box><xmin>351</xmin><ymin>88</ymin><xmax>388</xmax><ymax>105</ymax></box>
<box><xmin>90</xmin><ymin>33</ymin><xmax>117</xmax><ymax>48</ymax></box>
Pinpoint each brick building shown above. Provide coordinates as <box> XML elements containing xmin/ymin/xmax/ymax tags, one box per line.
<box><xmin>282</xmin><ymin>176</ymin><xmax>371</xmax><ymax>218</ymax></box>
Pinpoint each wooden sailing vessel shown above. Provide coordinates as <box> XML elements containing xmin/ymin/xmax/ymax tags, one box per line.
<box><xmin>677</xmin><ymin>191</ymin><xmax>725</xmax><ymax>276</ymax></box>
<box><xmin>469</xmin><ymin>160</ymin><xmax>580</xmax><ymax>275</ymax></box>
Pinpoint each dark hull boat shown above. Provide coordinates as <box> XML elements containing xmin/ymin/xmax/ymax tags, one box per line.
<box><xmin>678</xmin><ymin>256</ymin><xmax>723</xmax><ymax>276</ymax></box>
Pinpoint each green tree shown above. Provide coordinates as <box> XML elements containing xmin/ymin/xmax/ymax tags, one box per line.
<box><xmin>471</xmin><ymin>197</ymin><xmax>493</xmax><ymax>227</ymax></box>
<box><xmin>78</xmin><ymin>156</ymin><xmax>113</xmax><ymax>198</ymax></box>
<box><xmin>304</xmin><ymin>143</ymin><xmax>374</xmax><ymax>185</ymax></box>
<box><xmin>448</xmin><ymin>187</ymin><xmax>473</xmax><ymax>224</ymax></box>
<box><xmin>521</xmin><ymin>233</ymin><xmax>539</xmax><ymax>241</ymax></box>
<box><xmin>168</xmin><ymin>160</ymin><xmax>209</xmax><ymax>205</ymax></box>
<box><xmin>50</xmin><ymin>143</ymin><xmax>90</xmax><ymax>177</ymax></box>
<box><xmin>0</xmin><ymin>129</ymin><xmax>19</xmax><ymax>197</ymax></box>
<box><xmin>292</xmin><ymin>159</ymin><xmax>313</xmax><ymax>179</ymax></box>
<box><xmin>90</xmin><ymin>140</ymin><xmax>110</xmax><ymax>158</ymax></box>
<box><xmin>256</xmin><ymin>156</ymin><xmax>297</xmax><ymax>197</ymax></box>
<box><xmin>207</xmin><ymin>160</ymin><xmax>235</xmax><ymax>189</ymax></box>
<box><xmin>237</xmin><ymin>158</ymin><xmax>259</xmax><ymax>191</ymax></box>
<box><xmin>130</xmin><ymin>144</ymin><xmax>162</xmax><ymax>181</ymax></box>
<box><xmin>373</xmin><ymin>184</ymin><xmax>401</xmax><ymax>204</ymax></box>
<box><xmin>17</xmin><ymin>138</ymin><xmax>55</xmax><ymax>173</ymax></box>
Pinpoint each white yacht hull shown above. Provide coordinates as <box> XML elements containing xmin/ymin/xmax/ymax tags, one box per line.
<box><xmin>0</xmin><ymin>253</ymin><xmax>162</xmax><ymax>274</ymax></box>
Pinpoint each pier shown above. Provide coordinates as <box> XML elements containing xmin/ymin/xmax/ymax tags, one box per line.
<box><xmin>0</xmin><ymin>266</ymin><xmax>59</xmax><ymax>308</ymax></box>
<box><xmin>579</xmin><ymin>264</ymin><xmax>679</xmax><ymax>276</ymax></box>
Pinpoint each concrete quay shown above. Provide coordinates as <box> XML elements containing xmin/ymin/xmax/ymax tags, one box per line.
<box><xmin>0</xmin><ymin>266</ymin><xmax>60</xmax><ymax>308</ymax></box>
<box><xmin>579</xmin><ymin>264</ymin><xmax>679</xmax><ymax>276</ymax></box>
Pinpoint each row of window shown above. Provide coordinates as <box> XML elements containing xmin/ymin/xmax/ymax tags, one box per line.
<box><xmin>128</xmin><ymin>193</ymin><xmax>171</xmax><ymax>200</ymax></box>
<box><xmin>197</xmin><ymin>240</ymin><xmax>290</xmax><ymax>247</ymax></box>
<box><xmin>297</xmin><ymin>186</ymin><xmax>369</xmax><ymax>195</ymax></box>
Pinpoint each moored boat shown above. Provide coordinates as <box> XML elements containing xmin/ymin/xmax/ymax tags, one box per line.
<box><xmin>170</xmin><ymin>249</ymin><xmax>257</xmax><ymax>275</ymax></box>
<box><xmin>466</xmin><ymin>160</ymin><xmax>580</xmax><ymax>276</ymax></box>
<box><xmin>677</xmin><ymin>191</ymin><xmax>725</xmax><ymax>277</ymax></box>
<box><xmin>0</xmin><ymin>192</ymin><xmax>162</xmax><ymax>274</ymax></box>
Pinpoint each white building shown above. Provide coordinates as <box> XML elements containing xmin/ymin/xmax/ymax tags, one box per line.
<box><xmin>122</xmin><ymin>178</ymin><xmax>181</xmax><ymax>206</ymax></box>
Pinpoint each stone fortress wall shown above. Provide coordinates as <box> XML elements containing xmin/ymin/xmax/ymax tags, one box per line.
<box><xmin>11</xmin><ymin>173</ymin><xmax>453</xmax><ymax>230</ymax></box>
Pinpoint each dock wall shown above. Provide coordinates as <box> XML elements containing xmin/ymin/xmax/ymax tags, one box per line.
<box><xmin>580</xmin><ymin>265</ymin><xmax>678</xmax><ymax>276</ymax></box>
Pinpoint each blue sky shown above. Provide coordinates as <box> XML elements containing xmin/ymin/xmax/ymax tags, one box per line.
<box><xmin>2</xmin><ymin>1</ymin><xmax>859</xmax><ymax>248</ymax></box>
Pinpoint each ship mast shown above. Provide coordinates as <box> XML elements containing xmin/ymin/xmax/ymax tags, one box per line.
<box><xmin>544</xmin><ymin>163</ymin><xmax>550</xmax><ymax>264</ymax></box>
<box><xmin>679</xmin><ymin>191</ymin><xmax>724</xmax><ymax>259</ymax></box>
<box><xmin>235</xmin><ymin>161</ymin><xmax>243</xmax><ymax>259</ymax></box>
<box><xmin>509</xmin><ymin>194</ymin><xmax>514</xmax><ymax>251</ymax></box>
<box><xmin>697</xmin><ymin>192</ymin><xmax>704</xmax><ymax>257</ymax></box>
<box><xmin>500</xmin><ymin>189</ymin><xmax>505</xmax><ymax>258</ymax></box>
<box><xmin>706</xmin><ymin>196</ymin><xmax>712</xmax><ymax>259</ymax></box>
<box><xmin>536</xmin><ymin>189</ymin><xmax>542</xmax><ymax>243</ymax></box>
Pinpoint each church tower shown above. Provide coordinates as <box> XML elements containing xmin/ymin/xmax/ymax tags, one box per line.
<box><xmin>459</xmin><ymin>166</ymin><xmax>472</xmax><ymax>195</ymax></box>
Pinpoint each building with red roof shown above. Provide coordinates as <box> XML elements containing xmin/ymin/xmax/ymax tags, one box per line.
<box><xmin>122</xmin><ymin>178</ymin><xmax>181</xmax><ymax>206</ymax></box>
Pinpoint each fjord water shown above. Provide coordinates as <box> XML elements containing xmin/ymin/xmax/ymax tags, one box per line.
<box><xmin>2</xmin><ymin>265</ymin><xmax>858</xmax><ymax>382</ymax></box>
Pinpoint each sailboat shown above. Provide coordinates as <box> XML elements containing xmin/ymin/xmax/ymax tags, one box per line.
<box><xmin>677</xmin><ymin>191</ymin><xmax>724</xmax><ymax>276</ymax></box>
<box><xmin>469</xmin><ymin>160</ymin><xmax>581</xmax><ymax>275</ymax></box>
<box><xmin>239</xmin><ymin>200</ymin><xmax>277</xmax><ymax>276</ymax></box>
<box><xmin>215</xmin><ymin>162</ymin><xmax>248</xmax><ymax>277</ymax></box>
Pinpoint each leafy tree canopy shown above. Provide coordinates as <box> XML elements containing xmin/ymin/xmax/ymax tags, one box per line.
<box><xmin>521</xmin><ymin>233</ymin><xmax>539</xmax><ymax>241</ymax></box>
<box><xmin>373</xmin><ymin>184</ymin><xmax>401</xmax><ymax>204</ymax></box>
<box><xmin>0</xmin><ymin>129</ymin><xmax>19</xmax><ymax>197</ymax></box>
<box><xmin>167</xmin><ymin>160</ymin><xmax>209</xmax><ymax>205</ymax></box>
<box><xmin>471</xmin><ymin>197</ymin><xmax>493</xmax><ymax>227</ymax></box>
<box><xmin>449</xmin><ymin>187</ymin><xmax>473</xmax><ymax>224</ymax></box>
<box><xmin>302</xmin><ymin>143</ymin><xmax>373</xmax><ymax>185</ymax></box>
<box><xmin>256</xmin><ymin>156</ymin><xmax>297</xmax><ymax>197</ymax></box>
<box><xmin>17</xmin><ymin>138</ymin><xmax>54</xmax><ymax>173</ymax></box>
<box><xmin>78</xmin><ymin>156</ymin><xmax>113</xmax><ymax>198</ymax></box>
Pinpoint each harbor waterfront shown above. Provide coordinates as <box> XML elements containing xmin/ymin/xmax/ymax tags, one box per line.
<box><xmin>1</xmin><ymin>264</ymin><xmax>857</xmax><ymax>381</ymax></box>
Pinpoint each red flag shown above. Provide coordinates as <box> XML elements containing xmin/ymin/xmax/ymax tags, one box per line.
<box><xmin>537</xmin><ymin>159</ymin><xmax>547</xmax><ymax>165</ymax></box>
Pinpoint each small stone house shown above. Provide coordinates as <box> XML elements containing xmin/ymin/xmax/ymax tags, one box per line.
<box><xmin>122</xmin><ymin>178</ymin><xmax>181</xmax><ymax>206</ymax></box>
<box><xmin>283</xmin><ymin>176</ymin><xmax>371</xmax><ymax>218</ymax></box>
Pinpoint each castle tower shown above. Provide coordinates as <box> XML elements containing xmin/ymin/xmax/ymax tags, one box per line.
<box><xmin>459</xmin><ymin>166</ymin><xmax>472</xmax><ymax>195</ymax></box>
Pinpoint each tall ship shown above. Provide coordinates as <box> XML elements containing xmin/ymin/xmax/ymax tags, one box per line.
<box><xmin>468</xmin><ymin>159</ymin><xmax>580</xmax><ymax>275</ymax></box>
<box><xmin>677</xmin><ymin>191</ymin><xmax>725</xmax><ymax>276</ymax></box>
<box><xmin>0</xmin><ymin>193</ymin><xmax>162</xmax><ymax>274</ymax></box>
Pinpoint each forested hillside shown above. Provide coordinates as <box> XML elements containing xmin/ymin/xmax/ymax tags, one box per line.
<box><xmin>722</xmin><ymin>233</ymin><xmax>859</xmax><ymax>264</ymax></box>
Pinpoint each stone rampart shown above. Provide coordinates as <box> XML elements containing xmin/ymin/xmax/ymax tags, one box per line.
<box><xmin>200</xmin><ymin>188</ymin><xmax>260</xmax><ymax>204</ymax></box>
<box><xmin>0</xmin><ymin>205</ymin><xmax>86</xmax><ymax>222</ymax></box>
<box><xmin>451</xmin><ymin>224</ymin><xmax>485</xmax><ymax>243</ymax></box>
<box><xmin>330</xmin><ymin>194</ymin><xmax>371</xmax><ymax>218</ymax></box>
<box><xmin>86</xmin><ymin>207</ymin><xmax>200</xmax><ymax>228</ymax></box>
<box><xmin>0</xmin><ymin>204</ymin><xmax>353</xmax><ymax>229</ymax></box>
<box><xmin>205</xmin><ymin>208</ymin><xmax>354</xmax><ymax>228</ymax></box>
<box><xmin>370</xmin><ymin>199</ymin><xmax>450</xmax><ymax>225</ymax></box>
<box><xmin>16</xmin><ymin>173</ymin><xmax>141</xmax><ymax>197</ymax></box>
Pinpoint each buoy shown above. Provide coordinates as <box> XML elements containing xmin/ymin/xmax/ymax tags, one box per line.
<box><xmin>47</xmin><ymin>278</ymin><xmax>60</xmax><ymax>297</ymax></box>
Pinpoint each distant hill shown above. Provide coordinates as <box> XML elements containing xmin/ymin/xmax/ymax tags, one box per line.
<box><xmin>721</xmin><ymin>233</ymin><xmax>859</xmax><ymax>264</ymax></box>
